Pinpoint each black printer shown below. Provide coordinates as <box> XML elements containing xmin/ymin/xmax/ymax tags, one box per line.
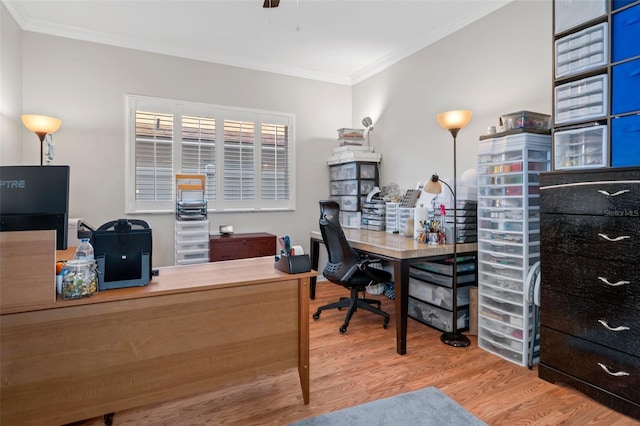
<box><xmin>90</xmin><ymin>219</ymin><xmax>152</xmax><ymax>290</ymax></box>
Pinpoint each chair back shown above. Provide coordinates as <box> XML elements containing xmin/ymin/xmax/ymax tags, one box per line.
<box><xmin>319</xmin><ymin>200</ymin><xmax>360</xmax><ymax>284</ymax></box>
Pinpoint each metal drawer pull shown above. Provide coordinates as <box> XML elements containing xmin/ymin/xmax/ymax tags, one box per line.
<box><xmin>598</xmin><ymin>363</ymin><xmax>630</xmax><ymax>377</ymax></box>
<box><xmin>597</xmin><ymin>277</ymin><xmax>631</xmax><ymax>287</ymax></box>
<box><xmin>598</xmin><ymin>319</ymin><xmax>630</xmax><ymax>332</ymax></box>
<box><xmin>597</xmin><ymin>233</ymin><xmax>631</xmax><ymax>242</ymax></box>
<box><xmin>597</xmin><ymin>189</ymin><xmax>630</xmax><ymax>197</ymax></box>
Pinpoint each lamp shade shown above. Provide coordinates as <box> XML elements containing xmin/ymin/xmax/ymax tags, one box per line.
<box><xmin>436</xmin><ymin>110</ymin><xmax>472</xmax><ymax>131</ymax></box>
<box><xmin>424</xmin><ymin>175</ymin><xmax>442</xmax><ymax>194</ymax></box>
<box><xmin>21</xmin><ymin>115</ymin><xmax>62</xmax><ymax>135</ymax></box>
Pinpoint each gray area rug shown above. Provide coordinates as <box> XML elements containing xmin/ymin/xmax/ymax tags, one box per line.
<box><xmin>291</xmin><ymin>387</ymin><xmax>486</xmax><ymax>426</ymax></box>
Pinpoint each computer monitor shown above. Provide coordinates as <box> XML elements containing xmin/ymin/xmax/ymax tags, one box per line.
<box><xmin>0</xmin><ymin>165</ymin><xmax>70</xmax><ymax>250</ymax></box>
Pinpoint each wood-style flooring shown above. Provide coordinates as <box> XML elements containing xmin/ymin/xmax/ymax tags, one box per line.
<box><xmin>76</xmin><ymin>281</ymin><xmax>638</xmax><ymax>426</ymax></box>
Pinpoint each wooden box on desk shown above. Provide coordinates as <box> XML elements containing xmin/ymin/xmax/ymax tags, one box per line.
<box><xmin>0</xmin><ymin>230</ymin><xmax>56</xmax><ymax>314</ymax></box>
<box><xmin>209</xmin><ymin>232</ymin><xmax>276</xmax><ymax>262</ymax></box>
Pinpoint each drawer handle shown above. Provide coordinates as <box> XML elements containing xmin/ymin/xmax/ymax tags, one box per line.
<box><xmin>598</xmin><ymin>363</ymin><xmax>630</xmax><ymax>377</ymax></box>
<box><xmin>597</xmin><ymin>277</ymin><xmax>631</xmax><ymax>287</ymax></box>
<box><xmin>598</xmin><ymin>319</ymin><xmax>630</xmax><ymax>332</ymax></box>
<box><xmin>597</xmin><ymin>189</ymin><xmax>630</xmax><ymax>198</ymax></box>
<box><xmin>597</xmin><ymin>233</ymin><xmax>631</xmax><ymax>242</ymax></box>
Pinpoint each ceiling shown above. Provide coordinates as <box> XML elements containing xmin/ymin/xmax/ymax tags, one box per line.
<box><xmin>3</xmin><ymin>0</ymin><xmax>513</xmax><ymax>86</ymax></box>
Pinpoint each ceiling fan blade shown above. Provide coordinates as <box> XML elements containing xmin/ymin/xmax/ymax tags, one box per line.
<box><xmin>263</xmin><ymin>0</ymin><xmax>280</xmax><ymax>8</ymax></box>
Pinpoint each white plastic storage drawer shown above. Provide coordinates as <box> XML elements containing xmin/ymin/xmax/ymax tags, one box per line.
<box><xmin>555</xmin><ymin>74</ymin><xmax>608</xmax><ymax>125</ymax></box>
<box><xmin>554</xmin><ymin>0</ymin><xmax>607</xmax><ymax>34</ymax></box>
<box><xmin>175</xmin><ymin>220</ymin><xmax>209</xmax><ymax>233</ymax></box>
<box><xmin>408</xmin><ymin>297</ymin><xmax>469</xmax><ymax>332</ymax></box>
<box><xmin>555</xmin><ymin>23</ymin><xmax>608</xmax><ymax>78</ymax></box>
<box><xmin>409</xmin><ymin>278</ymin><xmax>470</xmax><ymax>309</ymax></box>
<box><xmin>553</xmin><ymin>125</ymin><xmax>608</xmax><ymax>170</ymax></box>
<box><xmin>175</xmin><ymin>231</ymin><xmax>209</xmax><ymax>244</ymax></box>
<box><xmin>330</xmin><ymin>162</ymin><xmax>357</xmax><ymax>180</ymax></box>
<box><xmin>176</xmin><ymin>249</ymin><xmax>209</xmax><ymax>264</ymax></box>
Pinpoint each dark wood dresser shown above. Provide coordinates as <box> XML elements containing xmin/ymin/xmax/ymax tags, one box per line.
<box><xmin>209</xmin><ymin>232</ymin><xmax>276</xmax><ymax>262</ymax></box>
<box><xmin>539</xmin><ymin>168</ymin><xmax>640</xmax><ymax>420</ymax></box>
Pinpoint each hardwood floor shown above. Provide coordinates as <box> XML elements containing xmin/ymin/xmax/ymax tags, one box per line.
<box><xmin>77</xmin><ymin>281</ymin><xmax>638</xmax><ymax>426</ymax></box>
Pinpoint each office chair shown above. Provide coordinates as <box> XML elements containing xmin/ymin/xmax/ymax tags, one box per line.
<box><xmin>312</xmin><ymin>200</ymin><xmax>390</xmax><ymax>334</ymax></box>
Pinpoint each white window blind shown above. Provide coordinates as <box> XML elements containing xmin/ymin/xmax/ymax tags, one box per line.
<box><xmin>126</xmin><ymin>95</ymin><xmax>295</xmax><ymax>213</ymax></box>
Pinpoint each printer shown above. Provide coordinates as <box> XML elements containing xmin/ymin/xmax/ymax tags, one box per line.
<box><xmin>90</xmin><ymin>219</ymin><xmax>153</xmax><ymax>290</ymax></box>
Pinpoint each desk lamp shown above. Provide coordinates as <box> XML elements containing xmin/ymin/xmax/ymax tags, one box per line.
<box><xmin>21</xmin><ymin>114</ymin><xmax>62</xmax><ymax>165</ymax></box>
<box><xmin>429</xmin><ymin>109</ymin><xmax>472</xmax><ymax>347</ymax></box>
<box><xmin>362</xmin><ymin>116</ymin><xmax>374</xmax><ymax>151</ymax></box>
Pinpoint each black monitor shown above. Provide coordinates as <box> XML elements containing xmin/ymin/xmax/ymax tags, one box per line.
<box><xmin>0</xmin><ymin>165</ymin><xmax>70</xmax><ymax>250</ymax></box>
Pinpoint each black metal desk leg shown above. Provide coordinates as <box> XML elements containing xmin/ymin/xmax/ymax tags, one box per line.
<box><xmin>309</xmin><ymin>237</ymin><xmax>320</xmax><ymax>300</ymax></box>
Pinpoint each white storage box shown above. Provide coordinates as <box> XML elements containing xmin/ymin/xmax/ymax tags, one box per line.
<box><xmin>175</xmin><ymin>249</ymin><xmax>209</xmax><ymax>264</ymax></box>
<box><xmin>555</xmin><ymin>0</ymin><xmax>607</xmax><ymax>34</ymax></box>
<box><xmin>175</xmin><ymin>220</ymin><xmax>209</xmax><ymax>233</ymax></box>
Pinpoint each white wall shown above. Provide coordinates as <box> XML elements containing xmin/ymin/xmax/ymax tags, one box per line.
<box><xmin>19</xmin><ymin>33</ymin><xmax>351</xmax><ymax>266</ymax></box>
<box><xmin>6</xmin><ymin>0</ymin><xmax>552</xmax><ymax>268</ymax></box>
<box><xmin>0</xmin><ymin>3</ymin><xmax>23</xmax><ymax>164</ymax></box>
<box><xmin>352</xmin><ymin>0</ymin><xmax>552</xmax><ymax>192</ymax></box>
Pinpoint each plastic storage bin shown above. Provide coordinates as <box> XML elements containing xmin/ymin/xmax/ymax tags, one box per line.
<box><xmin>409</xmin><ymin>278</ymin><xmax>470</xmax><ymax>309</ymax></box>
<box><xmin>554</xmin><ymin>74</ymin><xmax>608</xmax><ymax>124</ymax></box>
<box><xmin>553</xmin><ymin>125</ymin><xmax>608</xmax><ymax>169</ymax></box>
<box><xmin>554</xmin><ymin>0</ymin><xmax>607</xmax><ymax>34</ymax></box>
<box><xmin>612</xmin><ymin>4</ymin><xmax>640</xmax><ymax>62</ymax></box>
<box><xmin>408</xmin><ymin>297</ymin><xmax>469</xmax><ymax>332</ymax></box>
<box><xmin>500</xmin><ymin>111</ymin><xmax>550</xmax><ymax>131</ymax></box>
<box><xmin>611</xmin><ymin>114</ymin><xmax>640</xmax><ymax>167</ymax></box>
<box><xmin>555</xmin><ymin>23</ymin><xmax>608</xmax><ymax>78</ymax></box>
<box><xmin>612</xmin><ymin>58</ymin><xmax>640</xmax><ymax>115</ymax></box>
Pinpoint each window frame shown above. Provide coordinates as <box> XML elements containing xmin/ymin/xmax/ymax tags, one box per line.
<box><xmin>125</xmin><ymin>94</ymin><xmax>296</xmax><ymax>214</ymax></box>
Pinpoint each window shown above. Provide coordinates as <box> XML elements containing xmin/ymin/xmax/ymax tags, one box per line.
<box><xmin>126</xmin><ymin>95</ymin><xmax>295</xmax><ymax>213</ymax></box>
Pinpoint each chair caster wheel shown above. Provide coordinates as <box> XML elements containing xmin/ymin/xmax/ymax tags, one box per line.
<box><xmin>313</xmin><ymin>311</ymin><xmax>320</xmax><ymax>320</ymax></box>
<box><xmin>339</xmin><ymin>324</ymin><xmax>348</xmax><ymax>334</ymax></box>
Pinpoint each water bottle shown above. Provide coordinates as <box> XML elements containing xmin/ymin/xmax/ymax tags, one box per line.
<box><xmin>75</xmin><ymin>238</ymin><xmax>94</xmax><ymax>260</ymax></box>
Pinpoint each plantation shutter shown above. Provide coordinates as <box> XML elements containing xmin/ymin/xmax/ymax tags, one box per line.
<box><xmin>134</xmin><ymin>111</ymin><xmax>174</xmax><ymax>201</ymax></box>
<box><xmin>223</xmin><ymin>119</ymin><xmax>255</xmax><ymax>201</ymax></box>
<box><xmin>261</xmin><ymin>122</ymin><xmax>289</xmax><ymax>200</ymax></box>
<box><xmin>181</xmin><ymin>115</ymin><xmax>216</xmax><ymax>201</ymax></box>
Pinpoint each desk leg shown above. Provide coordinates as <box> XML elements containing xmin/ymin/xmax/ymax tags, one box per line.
<box><xmin>309</xmin><ymin>238</ymin><xmax>320</xmax><ymax>300</ymax></box>
<box><xmin>393</xmin><ymin>259</ymin><xmax>410</xmax><ymax>355</ymax></box>
<box><xmin>298</xmin><ymin>276</ymin><xmax>310</xmax><ymax>404</ymax></box>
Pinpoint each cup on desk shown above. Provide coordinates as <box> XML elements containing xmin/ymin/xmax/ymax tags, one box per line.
<box><xmin>445</xmin><ymin>226</ymin><xmax>454</xmax><ymax>244</ymax></box>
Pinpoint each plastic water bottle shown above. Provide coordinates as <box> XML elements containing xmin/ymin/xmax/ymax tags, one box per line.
<box><xmin>75</xmin><ymin>238</ymin><xmax>94</xmax><ymax>260</ymax></box>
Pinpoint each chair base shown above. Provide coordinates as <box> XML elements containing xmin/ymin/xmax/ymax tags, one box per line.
<box><xmin>313</xmin><ymin>286</ymin><xmax>390</xmax><ymax>334</ymax></box>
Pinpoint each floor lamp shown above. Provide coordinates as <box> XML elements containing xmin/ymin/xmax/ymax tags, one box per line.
<box><xmin>21</xmin><ymin>114</ymin><xmax>62</xmax><ymax>165</ymax></box>
<box><xmin>430</xmin><ymin>109</ymin><xmax>472</xmax><ymax>347</ymax></box>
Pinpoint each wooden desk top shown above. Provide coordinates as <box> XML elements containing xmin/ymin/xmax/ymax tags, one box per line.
<box><xmin>310</xmin><ymin>228</ymin><xmax>477</xmax><ymax>259</ymax></box>
<box><xmin>5</xmin><ymin>256</ymin><xmax>316</xmax><ymax>315</ymax></box>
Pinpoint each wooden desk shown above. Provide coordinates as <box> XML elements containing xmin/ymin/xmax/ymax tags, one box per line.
<box><xmin>310</xmin><ymin>228</ymin><xmax>477</xmax><ymax>356</ymax></box>
<box><xmin>0</xmin><ymin>256</ymin><xmax>314</xmax><ymax>426</ymax></box>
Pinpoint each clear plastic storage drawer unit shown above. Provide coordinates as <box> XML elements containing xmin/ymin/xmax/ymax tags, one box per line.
<box><xmin>554</xmin><ymin>74</ymin><xmax>608</xmax><ymax>125</ymax></box>
<box><xmin>555</xmin><ymin>23</ymin><xmax>608</xmax><ymax>79</ymax></box>
<box><xmin>553</xmin><ymin>125</ymin><xmax>608</xmax><ymax>170</ymax></box>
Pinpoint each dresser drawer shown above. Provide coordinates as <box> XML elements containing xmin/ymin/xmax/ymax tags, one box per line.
<box><xmin>541</xmin><ymin>214</ymin><xmax>638</xmax><ymax>261</ymax></box>
<box><xmin>209</xmin><ymin>233</ymin><xmax>276</xmax><ymax>262</ymax></box>
<box><xmin>540</xmin><ymin>171</ymin><xmax>640</xmax><ymax>215</ymax></box>
<box><xmin>541</xmin><ymin>290</ymin><xmax>640</xmax><ymax>356</ymax></box>
<box><xmin>540</xmin><ymin>327</ymin><xmax>640</xmax><ymax>404</ymax></box>
<box><xmin>541</xmin><ymin>251</ymin><xmax>640</xmax><ymax>310</ymax></box>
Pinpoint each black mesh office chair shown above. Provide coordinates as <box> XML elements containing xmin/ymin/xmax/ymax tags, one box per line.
<box><xmin>312</xmin><ymin>200</ymin><xmax>390</xmax><ymax>334</ymax></box>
